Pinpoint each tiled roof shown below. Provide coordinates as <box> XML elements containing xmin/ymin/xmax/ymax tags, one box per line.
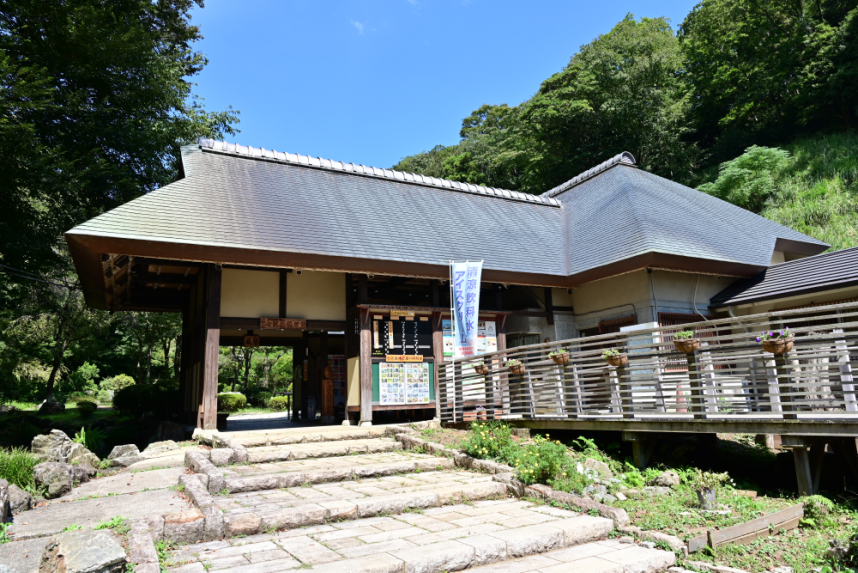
<box><xmin>198</xmin><ymin>138</ymin><xmax>561</xmax><ymax>207</ymax></box>
<box><xmin>710</xmin><ymin>246</ymin><xmax>858</xmax><ymax>308</ymax></box>
<box><xmin>70</xmin><ymin>146</ymin><xmax>569</xmax><ymax>276</ymax></box>
<box><xmin>544</xmin><ymin>152</ymin><xmax>637</xmax><ymax>198</ymax></box>
<box><xmin>555</xmin><ymin>164</ymin><xmax>828</xmax><ymax>274</ymax></box>
<box><xmin>67</xmin><ymin>141</ymin><xmax>829</xmax><ymax>284</ymax></box>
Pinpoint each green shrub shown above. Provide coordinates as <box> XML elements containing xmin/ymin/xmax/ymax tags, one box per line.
<box><xmin>72</xmin><ymin>426</ymin><xmax>107</xmax><ymax>454</ymax></box>
<box><xmin>507</xmin><ymin>434</ymin><xmax>569</xmax><ymax>485</ymax></box>
<box><xmin>251</xmin><ymin>392</ymin><xmax>272</xmax><ymax>407</ymax></box>
<box><xmin>101</xmin><ymin>374</ymin><xmax>135</xmax><ymax>392</ymax></box>
<box><xmin>217</xmin><ymin>393</ymin><xmax>247</xmax><ymax>413</ymax></box>
<box><xmin>95</xmin><ymin>390</ymin><xmax>113</xmax><ymax>404</ymax></box>
<box><xmin>268</xmin><ymin>396</ymin><xmax>290</xmax><ymax>411</ymax></box>
<box><xmin>461</xmin><ymin>421</ymin><xmax>515</xmax><ymax>460</ymax></box>
<box><xmin>0</xmin><ymin>447</ymin><xmax>39</xmax><ymax>491</ymax></box>
<box><xmin>77</xmin><ymin>401</ymin><xmax>97</xmax><ymax>415</ymax></box>
<box><xmin>113</xmin><ymin>385</ymin><xmax>180</xmax><ymax>419</ymax></box>
<box><xmin>65</xmin><ymin>392</ymin><xmax>90</xmax><ymax>403</ymax></box>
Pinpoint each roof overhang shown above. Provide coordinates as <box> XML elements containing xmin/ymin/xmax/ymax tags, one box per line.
<box><xmin>67</xmin><ymin>232</ymin><xmax>771</xmax><ymax>311</ymax></box>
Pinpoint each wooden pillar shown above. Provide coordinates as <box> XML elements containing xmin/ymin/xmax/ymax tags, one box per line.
<box><xmin>279</xmin><ymin>270</ymin><xmax>288</xmax><ymax>318</ymax></box>
<box><xmin>432</xmin><ymin>311</ymin><xmax>443</xmax><ymax>421</ymax></box>
<box><xmin>320</xmin><ymin>330</ymin><xmax>331</xmax><ymax>422</ymax></box>
<box><xmin>200</xmin><ymin>264</ymin><xmax>221</xmax><ymax>430</ymax></box>
<box><xmin>687</xmin><ymin>350</ymin><xmax>706</xmax><ymax>420</ymax></box>
<box><xmin>544</xmin><ymin>288</ymin><xmax>554</xmax><ymax>326</ymax></box>
<box><xmin>292</xmin><ymin>341</ymin><xmax>303</xmax><ymax>421</ymax></box>
<box><xmin>359</xmin><ymin>308</ymin><xmax>373</xmax><ymax>425</ymax></box>
<box><xmin>301</xmin><ymin>331</ymin><xmax>310</xmax><ymax>420</ymax></box>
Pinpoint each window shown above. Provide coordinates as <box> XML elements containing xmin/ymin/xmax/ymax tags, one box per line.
<box><xmin>507</xmin><ymin>333</ymin><xmax>540</xmax><ymax>348</ymax></box>
<box><xmin>598</xmin><ymin>315</ymin><xmax>637</xmax><ymax>334</ymax></box>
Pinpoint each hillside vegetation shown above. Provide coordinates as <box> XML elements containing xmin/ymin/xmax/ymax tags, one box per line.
<box><xmin>700</xmin><ymin>133</ymin><xmax>858</xmax><ymax>251</ymax></box>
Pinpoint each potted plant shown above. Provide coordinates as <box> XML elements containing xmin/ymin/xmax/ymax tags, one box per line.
<box><xmin>673</xmin><ymin>330</ymin><xmax>701</xmax><ymax>353</ymax></box>
<box><xmin>506</xmin><ymin>359</ymin><xmax>526</xmax><ymax>376</ymax></box>
<box><xmin>757</xmin><ymin>327</ymin><xmax>794</xmax><ymax>355</ymax></box>
<box><xmin>476</xmin><ymin>405</ymin><xmax>488</xmax><ymax>420</ymax></box>
<box><xmin>473</xmin><ymin>360</ymin><xmax>489</xmax><ymax>375</ymax></box>
<box><xmin>549</xmin><ymin>349</ymin><xmax>570</xmax><ymax>366</ymax></box>
<box><xmin>601</xmin><ymin>348</ymin><xmax>627</xmax><ymax>367</ymax></box>
<box><xmin>688</xmin><ymin>469</ymin><xmax>733</xmax><ymax>510</ymax></box>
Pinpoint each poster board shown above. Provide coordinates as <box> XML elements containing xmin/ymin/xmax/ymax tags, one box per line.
<box><xmin>443</xmin><ymin>320</ymin><xmax>497</xmax><ymax>358</ymax></box>
<box><xmin>372</xmin><ymin>362</ymin><xmax>434</xmax><ymax>405</ymax></box>
<box><xmin>327</xmin><ymin>355</ymin><xmax>347</xmax><ymax>408</ymax></box>
<box><xmin>371</xmin><ymin>315</ymin><xmax>433</xmax><ymax>358</ymax></box>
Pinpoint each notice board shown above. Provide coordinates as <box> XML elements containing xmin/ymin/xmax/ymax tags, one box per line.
<box><xmin>371</xmin><ymin>315</ymin><xmax>433</xmax><ymax>358</ymax></box>
<box><xmin>372</xmin><ymin>362</ymin><xmax>434</xmax><ymax>405</ymax></box>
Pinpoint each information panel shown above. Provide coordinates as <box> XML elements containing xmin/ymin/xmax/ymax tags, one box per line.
<box><xmin>443</xmin><ymin>320</ymin><xmax>497</xmax><ymax>358</ymax></box>
<box><xmin>379</xmin><ymin>363</ymin><xmax>431</xmax><ymax>405</ymax></box>
<box><xmin>372</xmin><ymin>315</ymin><xmax>433</xmax><ymax>358</ymax></box>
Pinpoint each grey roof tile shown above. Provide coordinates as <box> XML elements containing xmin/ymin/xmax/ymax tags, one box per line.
<box><xmin>710</xmin><ymin>246</ymin><xmax>858</xmax><ymax>307</ymax></box>
<box><xmin>68</xmin><ymin>142</ymin><xmax>828</xmax><ymax>282</ymax></box>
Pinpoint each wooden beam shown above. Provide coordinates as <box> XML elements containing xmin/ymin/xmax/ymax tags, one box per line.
<box><xmin>432</xmin><ymin>311</ymin><xmax>444</xmax><ymax>420</ymax></box>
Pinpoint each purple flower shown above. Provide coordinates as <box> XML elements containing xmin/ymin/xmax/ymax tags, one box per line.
<box><xmin>768</xmin><ymin>332</ymin><xmax>774</xmax><ymax>337</ymax></box>
<box><xmin>756</xmin><ymin>337</ymin><xmax>761</xmax><ymax>342</ymax></box>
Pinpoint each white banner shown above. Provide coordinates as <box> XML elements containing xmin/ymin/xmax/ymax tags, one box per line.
<box><xmin>450</xmin><ymin>260</ymin><xmax>482</xmax><ymax>358</ymax></box>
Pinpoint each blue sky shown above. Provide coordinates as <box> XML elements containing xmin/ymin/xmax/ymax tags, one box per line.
<box><xmin>190</xmin><ymin>0</ymin><xmax>699</xmax><ymax>169</ymax></box>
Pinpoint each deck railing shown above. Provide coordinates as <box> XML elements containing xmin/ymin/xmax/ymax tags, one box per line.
<box><xmin>438</xmin><ymin>301</ymin><xmax>858</xmax><ymax>423</ymax></box>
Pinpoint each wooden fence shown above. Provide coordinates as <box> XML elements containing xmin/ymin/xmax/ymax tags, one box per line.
<box><xmin>438</xmin><ymin>301</ymin><xmax>858</xmax><ymax>424</ymax></box>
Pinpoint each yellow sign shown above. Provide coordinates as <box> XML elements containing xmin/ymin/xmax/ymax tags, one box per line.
<box><xmin>385</xmin><ymin>355</ymin><xmax>424</xmax><ymax>362</ymax></box>
<box><xmin>390</xmin><ymin>310</ymin><xmax>416</xmax><ymax>318</ymax></box>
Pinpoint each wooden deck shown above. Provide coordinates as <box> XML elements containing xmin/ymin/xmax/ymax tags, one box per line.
<box><xmin>437</xmin><ymin>301</ymin><xmax>858</xmax><ymax>494</ymax></box>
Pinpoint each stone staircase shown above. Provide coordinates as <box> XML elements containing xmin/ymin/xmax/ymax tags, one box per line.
<box><xmin>159</xmin><ymin>425</ymin><xmax>676</xmax><ymax>573</ymax></box>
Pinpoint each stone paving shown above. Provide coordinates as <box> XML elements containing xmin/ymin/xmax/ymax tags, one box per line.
<box><xmin>164</xmin><ymin>499</ymin><xmax>653</xmax><ymax>573</ymax></box>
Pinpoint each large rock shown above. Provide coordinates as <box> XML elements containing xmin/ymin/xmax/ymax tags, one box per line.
<box><xmin>141</xmin><ymin>440</ymin><xmax>178</xmax><ymax>457</ymax></box>
<box><xmin>107</xmin><ymin>444</ymin><xmax>139</xmax><ymax>460</ymax></box>
<box><xmin>583</xmin><ymin>458</ymin><xmax>613</xmax><ymax>479</ymax></box>
<box><xmin>8</xmin><ymin>483</ymin><xmax>33</xmax><ymax>514</ymax></box>
<box><xmin>32</xmin><ymin>430</ymin><xmax>73</xmax><ymax>463</ymax></box>
<box><xmin>108</xmin><ymin>444</ymin><xmax>142</xmax><ymax>467</ymax></box>
<box><xmin>38</xmin><ymin>401</ymin><xmax>65</xmax><ymax>415</ymax></box>
<box><xmin>34</xmin><ymin>462</ymin><xmax>74</xmax><ymax>499</ymax></box>
<box><xmin>39</xmin><ymin>530</ymin><xmax>126</xmax><ymax>573</ymax></box>
<box><xmin>650</xmin><ymin>470</ymin><xmax>681</xmax><ymax>488</ymax></box>
<box><xmin>0</xmin><ymin>479</ymin><xmax>9</xmax><ymax>524</ymax></box>
<box><xmin>67</xmin><ymin>443</ymin><xmax>100</xmax><ymax>467</ymax></box>
<box><xmin>72</xmin><ymin>463</ymin><xmax>97</xmax><ymax>484</ymax></box>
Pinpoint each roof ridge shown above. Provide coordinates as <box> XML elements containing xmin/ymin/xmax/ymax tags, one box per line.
<box><xmin>196</xmin><ymin>138</ymin><xmax>561</xmax><ymax>207</ymax></box>
<box><xmin>544</xmin><ymin>152</ymin><xmax>637</xmax><ymax>198</ymax></box>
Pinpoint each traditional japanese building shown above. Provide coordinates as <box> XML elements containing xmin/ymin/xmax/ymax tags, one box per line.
<box><xmin>65</xmin><ymin>139</ymin><xmax>828</xmax><ymax>428</ymax></box>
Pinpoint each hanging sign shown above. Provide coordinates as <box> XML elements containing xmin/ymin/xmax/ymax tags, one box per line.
<box><xmin>260</xmin><ymin>318</ymin><xmax>306</xmax><ymax>330</ymax></box>
<box><xmin>450</xmin><ymin>261</ymin><xmax>483</xmax><ymax>358</ymax></box>
<box><xmin>385</xmin><ymin>355</ymin><xmax>424</xmax><ymax>362</ymax></box>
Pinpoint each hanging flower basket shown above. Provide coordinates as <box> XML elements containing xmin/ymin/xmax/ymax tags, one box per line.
<box><xmin>605</xmin><ymin>353</ymin><xmax>628</xmax><ymax>367</ymax></box>
<box><xmin>602</xmin><ymin>348</ymin><xmax>627</xmax><ymax>367</ymax></box>
<box><xmin>674</xmin><ymin>339</ymin><xmax>701</xmax><ymax>353</ymax></box>
<box><xmin>474</xmin><ymin>364</ymin><xmax>489</xmax><ymax>375</ymax></box>
<box><xmin>506</xmin><ymin>360</ymin><xmax>526</xmax><ymax>376</ymax></box>
<box><xmin>758</xmin><ymin>327</ymin><xmax>794</xmax><ymax>355</ymax></box>
<box><xmin>549</xmin><ymin>350</ymin><xmax>570</xmax><ymax>366</ymax></box>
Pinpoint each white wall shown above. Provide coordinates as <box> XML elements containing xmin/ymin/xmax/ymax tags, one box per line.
<box><xmin>287</xmin><ymin>271</ymin><xmax>346</xmax><ymax>321</ymax></box>
<box><xmin>220</xmin><ymin>269</ymin><xmax>279</xmax><ymax>318</ymax></box>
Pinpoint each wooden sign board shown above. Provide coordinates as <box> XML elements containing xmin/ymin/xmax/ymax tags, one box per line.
<box><xmin>244</xmin><ymin>335</ymin><xmax>260</xmax><ymax>348</ymax></box>
<box><xmin>386</xmin><ymin>355</ymin><xmax>424</xmax><ymax>362</ymax></box>
<box><xmin>390</xmin><ymin>310</ymin><xmax>416</xmax><ymax>318</ymax></box>
<box><xmin>260</xmin><ymin>318</ymin><xmax>306</xmax><ymax>330</ymax></box>
<box><xmin>322</xmin><ymin>379</ymin><xmax>334</xmax><ymax>417</ymax></box>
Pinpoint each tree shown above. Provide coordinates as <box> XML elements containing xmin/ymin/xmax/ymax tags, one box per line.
<box><xmin>119</xmin><ymin>312</ymin><xmax>181</xmax><ymax>384</ymax></box>
<box><xmin>679</xmin><ymin>0</ymin><xmax>858</xmax><ymax>160</ymax></box>
<box><xmin>5</xmin><ymin>280</ymin><xmax>111</xmax><ymax>402</ymax></box>
<box><xmin>0</xmin><ymin>0</ymin><xmax>239</xmax><ymax>275</ymax></box>
<box><xmin>523</xmin><ymin>14</ymin><xmax>695</xmax><ymax>187</ymax></box>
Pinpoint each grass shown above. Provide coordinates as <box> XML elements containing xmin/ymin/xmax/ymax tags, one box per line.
<box><xmin>94</xmin><ymin>516</ymin><xmax>130</xmax><ymax>535</ymax></box>
<box><xmin>0</xmin><ymin>447</ymin><xmax>40</xmax><ymax>491</ymax></box>
<box><xmin>62</xmin><ymin>524</ymin><xmax>82</xmax><ymax>532</ymax></box>
<box><xmin>0</xmin><ymin>523</ymin><xmax>9</xmax><ymax>544</ymax></box>
<box><xmin>154</xmin><ymin>539</ymin><xmax>176</xmax><ymax>570</ymax></box>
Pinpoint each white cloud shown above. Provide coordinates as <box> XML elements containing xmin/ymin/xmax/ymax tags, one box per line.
<box><xmin>350</xmin><ymin>20</ymin><xmax>364</xmax><ymax>34</ymax></box>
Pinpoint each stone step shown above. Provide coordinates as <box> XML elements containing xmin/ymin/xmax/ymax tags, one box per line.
<box><xmin>220</xmin><ymin>479</ymin><xmax>510</xmax><ymax>536</ymax></box>
<box><xmin>244</xmin><ymin>438</ymin><xmax>403</xmax><ymax>464</ymax></box>
<box><xmin>165</xmin><ymin>503</ymin><xmax>674</xmax><ymax>573</ymax></box>
<box><xmin>218</xmin><ymin>472</ymin><xmax>495</xmax><ymax>511</ymax></box>
<box><xmin>221</xmin><ymin>456</ymin><xmax>460</xmax><ymax>493</ymax></box>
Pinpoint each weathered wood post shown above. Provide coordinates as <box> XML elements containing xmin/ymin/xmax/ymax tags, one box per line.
<box><xmin>687</xmin><ymin>348</ymin><xmax>706</xmax><ymax>419</ymax></box>
<box><xmin>777</xmin><ymin>352</ymin><xmax>798</xmax><ymax>420</ymax></box>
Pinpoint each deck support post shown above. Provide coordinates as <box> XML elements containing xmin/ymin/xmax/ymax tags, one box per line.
<box><xmin>687</xmin><ymin>350</ymin><xmax>706</xmax><ymax>419</ymax></box>
<box><xmin>622</xmin><ymin>431</ymin><xmax>658</xmax><ymax>469</ymax></box>
<box><xmin>781</xmin><ymin>435</ymin><xmax>826</xmax><ymax>495</ymax></box>
<box><xmin>777</xmin><ymin>353</ymin><xmax>798</xmax><ymax>420</ymax></box>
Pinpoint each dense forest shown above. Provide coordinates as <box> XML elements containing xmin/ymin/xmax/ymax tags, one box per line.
<box><xmin>2</xmin><ymin>0</ymin><xmax>857</xmax><ymax>408</ymax></box>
